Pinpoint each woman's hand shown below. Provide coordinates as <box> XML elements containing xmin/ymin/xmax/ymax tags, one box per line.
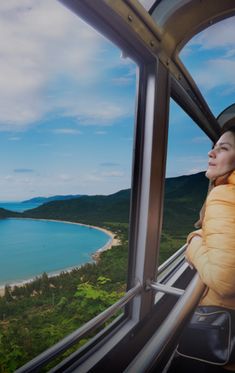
<box><xmin>185</xmin><ymin>235</ymin><xmax>202</xmax><ymax>269</ymax></box>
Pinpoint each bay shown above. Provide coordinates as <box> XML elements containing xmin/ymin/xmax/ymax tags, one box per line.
<box><xmin>0</xmin><ymin>218</ymin><xmax>110</xmax><ymax>286</ymax></box>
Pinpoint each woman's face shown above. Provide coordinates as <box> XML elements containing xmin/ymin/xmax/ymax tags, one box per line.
<box><xmin>206</xmin><ymin>131</ymin><xmax>235</xmax><ymax>180</ymax></box>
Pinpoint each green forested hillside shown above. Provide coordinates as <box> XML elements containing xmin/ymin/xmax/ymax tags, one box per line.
<box><xmin>22</xmin><ymin>194</ymin><xmax>83</xmax><ymax>204</ymax></box>
<box><xmin>22</xmin><ymin>189</ymin><xmax>131</xmax><ymax>225</ymax></box>
<box><xmin>21</xmin><ymin>171</ymin><xmax>208</xmax><ymax>236</ymax></box>
<box><xmin>1</xmin><ymin>172</ymin><xmax>208</xmax><ymax>231</ymax></box>
<box><xmin>0</xmin><ymin>208</ymin><xmax>19</xmax><ymax>219</ymax></box>
<box><xmin>165</xmin><ymin>171</ymin><xmax>208</xmax><ymax>202</ymax></box>
<box><xmin>163</xmin><ymin>171</ymin><xmax>208</xmax><ymax>235</ymax></box>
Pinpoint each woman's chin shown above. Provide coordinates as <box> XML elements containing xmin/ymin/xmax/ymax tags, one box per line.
<box><xmin>205</xmin><ymin>169</ymin><xmax>214</xmax><ymax>180</ymax></box>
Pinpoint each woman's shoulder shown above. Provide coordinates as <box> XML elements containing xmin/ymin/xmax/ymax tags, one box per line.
<box><xmin>207</xmin><ymin>183</ymin><xmax>235</xmax><ymax>204</ymax></box>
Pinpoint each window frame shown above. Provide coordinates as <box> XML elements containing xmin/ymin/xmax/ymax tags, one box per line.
<box><xmin>17</xmin><ymin>0</ymin><xmax>233</xmax><ymax>370</ymax></box>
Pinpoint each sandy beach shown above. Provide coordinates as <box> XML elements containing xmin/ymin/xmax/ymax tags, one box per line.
<box><xmin>0</xmin><ymin>219</ymin><xmax>120</xmax><ymax>297</ymax></box>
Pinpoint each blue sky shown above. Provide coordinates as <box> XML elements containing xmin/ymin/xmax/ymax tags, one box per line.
<box><xmin>0</xmin><ymin>1</ymin><xmax>234</xmax><ymax>201</ymax></box>
<box><xmin>166</xmin><ymin>15</ymin><xmax>235</xmax><ymax>177</ymax></box>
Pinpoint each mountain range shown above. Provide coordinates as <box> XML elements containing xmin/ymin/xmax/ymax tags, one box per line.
<box><xmin>0</xmin><ymin>171</ymin><xmax>208</xmax><ymax>236</ymax></box>
<box><xmin>22</xmin><ymin>194</ymin><xmax>83</xmax><ymax>204</ymax></box>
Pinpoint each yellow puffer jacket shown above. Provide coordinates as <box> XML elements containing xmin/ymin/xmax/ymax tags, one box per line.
<box><xmin>185</xmin><ymin>171</ymin><xmax>235</xmax><ymax>371</ymax></box>
<box><xmin>186</xmin><ymin>170</ymin><xmax>235</xmax><ymax>309</ymax></box>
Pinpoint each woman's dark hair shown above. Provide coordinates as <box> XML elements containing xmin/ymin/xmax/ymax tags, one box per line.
<box><xmin>221</xmin><ymin>118</ymin><xmax>235</xmax><ymax>135</ymax></box>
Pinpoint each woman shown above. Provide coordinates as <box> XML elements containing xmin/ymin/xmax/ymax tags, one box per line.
<box><xmin>168</xmin><ymin>121</ymin><xmax>235</xmax><ymax>373</ymax></box>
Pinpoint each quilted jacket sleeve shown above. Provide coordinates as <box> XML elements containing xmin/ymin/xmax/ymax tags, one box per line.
<box><xmin>185</xmin><ymin>184</ymin><xmax>235</xmax><ymax>297</ymax></box>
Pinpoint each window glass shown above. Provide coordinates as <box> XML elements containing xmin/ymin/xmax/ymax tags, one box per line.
<box><xmin>180</xmin><ymin>16</ymin><xmax>235</xmax><ymax>118</ymax></box>
<box><xmin>159</xmin><ymin>99</ymin><xmax>211</xmax><ymax>264</ymax></box>
<box><xmin>0</xmin><ymin>1</ymin><xmax>136</xmax><ymax>370</ymax></box>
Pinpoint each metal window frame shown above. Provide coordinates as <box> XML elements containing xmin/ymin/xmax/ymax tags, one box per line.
<box><xmin>58</xmin><ymin>0</ymin><xmax>171</xmax><ymax>323</ymax></box>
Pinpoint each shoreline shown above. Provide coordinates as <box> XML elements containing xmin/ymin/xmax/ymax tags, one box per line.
<box><xmin>0</xmin><ymin>218</ymin><xmax>120</xmax><ymax>297</ymax></box>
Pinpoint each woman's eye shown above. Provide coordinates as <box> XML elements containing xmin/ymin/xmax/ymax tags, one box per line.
<box><xmin>213</xmin><ymin>145</ymin><xmax>228</xmax><ymax>151</ymax></box>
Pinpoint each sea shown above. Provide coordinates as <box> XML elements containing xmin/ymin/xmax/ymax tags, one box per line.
<box><xmin>0</xmin><ymin>202</ymin><xmax>110</xmax><ymax>286</ymax></box>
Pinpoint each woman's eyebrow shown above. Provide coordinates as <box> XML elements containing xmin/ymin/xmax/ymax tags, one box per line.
<box><xmin>214</xmin><ymin>141</ymin><xmax>233</xmax><ymax>147</ymax></box>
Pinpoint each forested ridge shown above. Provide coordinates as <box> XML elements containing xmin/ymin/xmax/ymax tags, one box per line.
<box><xmin>0</xmin><ymin>171</ymin><xmax>208</xmax><ymax>371</ymax></box>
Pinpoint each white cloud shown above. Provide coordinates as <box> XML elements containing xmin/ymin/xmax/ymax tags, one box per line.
<box><xmin>76</xmin><ymin>102</ymin><xmax>130</xmax><ymax>125</ymax></box>
<box><xmin>53</xmin><ymin>128</ymin><xmax>82</xmax><ymax>135</ymax></box>
<box><xmin>53</xmin><ymin>94</ymin><xmax>133</xmax><ymax>126</ymax></box>
<box><xmin>101</xmin><ymin>162</ymin><xmax>119</xmax><ymax>167</ymax></box>
<box><xmin>189</xmin><ymin>17</ymin><xmax>235</xmax><ymax>50</ymax></box>
<box><xmin>191</xmin><ymin>136</ymin><xmax>211</xmax><ymax>144</ymax></box>
<box><xmin>54</xmin><ymin>152</ymin><xmax>73</xmax><ymax>158</ymax></box>
<box><xmin>0</xmin><ymin>0</ymin><xmax>136</xmax><ymax>131</ymax></box>
<box><xmin>0</xmin><ymin>0</ymin><xmax>106</xmax><ymax>130</ymax></box>
<box><xmin>14</xmin><ymin>168</ymin><xmax>34</xmax><ymax>173</ymax></box>
<box><xmin>95</xmin><ymin>131</ymin><xmax>107</xmax><ymax>135</ymax></box>
<box><xmin>57</xmin><ymin>173</ymin><xmax>73</xmax><ymax>182</ymax></box>
<box><xmin>0</xmin><ymin>166</ymin><xmax>130</xmax><ymax>200</ymax></box>
<box><xmin>3</xmin><ymin>175</ymin><xmax>14</xmax><ymax>182</ymax></box>
<box><xmin>102</xmin><ymin>171</ymin><xmax>124</xmax><ymax>177</ymax></box>
<box><xmin>187</xmin><ymin>168</ymin><xmax>205</xmax><ymax>175</ymax></box>
<box><xmin>83</xmin><ymin>169</ymin><xmax>124</xmax><ymax>183</ymax></box>
<box><xmin>84</xmin><ymin>174</ymin><xmax>103</xmax><ymax>183</ymax></box>
<box><xmin>166</xmin><ymin>155</ymin><xmax>208</xmax><ymax>177</ymax></box>
<box><xmin>192</xmin><ymin>58</ymin><xmax>235</xmax><ymax>92</ymax></box>
<box><xmin>112</xmin><ymin>77</ymin><xmax>133</xmax><ymax>86</ymax></box>
<box><xmin>39</xmin><ymin>143</ymin><xmax>51</xmax><ymax>147</ymax></box>
<box><xmin>180</xmin><ymin>16</ymin><xmax>235</xmax><ymax>94</ymax></box>
<box><xmin>8</xmin><ymin>136</ymin><xmax>21</xmax><ymax>141</ymax></box>
<box><xmin>224</xmin><ymin>48</ymin><xmax>235</xmax><ymax>59</ymax></box>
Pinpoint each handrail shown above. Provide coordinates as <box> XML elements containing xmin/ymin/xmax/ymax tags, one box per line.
<box><xmin>15</xmin><ymin>282</ymin><xmax>142</xmax><ymax>373</ymax></box>
<box><xmin>15</xmin><ymin>246</ymin><xmax>188</xmax><ymax>372</ymax></box>
<box><xmin>124</xmin><ymin>273</ymin><xmax>205</xmax><ymax>373</ymax></box>
<box><xmin>148</xmin><ymin>281</ymin><xmax>185</xmax><ymax>297</ymax></box>
<box><xmin>157</xmin><ymin>244</ymin><xmax>187</xmax><ymax>277</ymax></box>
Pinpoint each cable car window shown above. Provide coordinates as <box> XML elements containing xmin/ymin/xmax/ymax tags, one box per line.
<box><xmin>180</xmin><ymin>16</ymin><xmax>235</xmax><ymax>118</ymax></box>
<box><xmin>159</xmin><ymin>99</ymin><xmax>210</xmax><ymax>264</ymax></box>
<box><xmin>0</xmin><ymin>1</ymin><xmax>136</xmax><ymax>371</ymax></box>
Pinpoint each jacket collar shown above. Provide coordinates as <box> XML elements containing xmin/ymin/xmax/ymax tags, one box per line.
<box><xmin>228</xmin><ymin>170</ymin><xmax>235</xmax><ymax>185</ymax></box>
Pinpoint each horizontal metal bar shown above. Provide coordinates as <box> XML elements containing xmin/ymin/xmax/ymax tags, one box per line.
<box><xmin>124</xmin><ymin>273</ymin><xmax>205</xmax><ymax>372</ymax></box>
<box><xmin>157</xmin><ymin>244</ymin><xmax>187</xmax><ymax>276</ymax></box>
<box><xmin>149</xmin><ymin>282</ymin><xmax>185</xmax><ymax>297</ymax></box>
<box><xmin>15</xmin><ymin>282</ymin><xmax>142</xmax><ymax>373</ymax></box>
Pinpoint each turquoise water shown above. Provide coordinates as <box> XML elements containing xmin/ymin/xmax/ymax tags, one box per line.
<box><xmin>0</xmin><ymin>218</ymin><xmax>110</xmax><ymax>286</ymax></box>
<box><xmin>0</xmin><ymin>202</ymin><xmax>41</xmax><ymax>212</ymax></box>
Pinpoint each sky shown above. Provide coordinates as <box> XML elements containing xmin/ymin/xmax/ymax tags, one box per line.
<box><xmin>0</xmin><ymin>1</ymin><xmax>235</xmax><ymax>201</ymax></box>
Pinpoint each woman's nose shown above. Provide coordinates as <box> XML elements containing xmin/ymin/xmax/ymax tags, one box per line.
<box><xmin>208</xmin><ymin>148</ymin><xmax>215</xmax><ymax>157</ymax></box>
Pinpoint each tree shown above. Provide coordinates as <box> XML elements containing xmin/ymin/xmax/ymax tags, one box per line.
<box><xmin>74</xmin><ymin>277</ymin><xmax>124</xmax><ymax>323</ymax></box>
<box><xmin>4</xmin><ymin>285</ymin><xmax>13</xmax><ymax>302</ymax></box>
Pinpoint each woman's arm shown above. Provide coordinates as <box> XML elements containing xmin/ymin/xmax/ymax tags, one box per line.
<box><xmin>185</xmin><ymin>185</ymin><xmax>235</xmax><ymax>298</ymax></box>
<box><xmin>185</xmin><ymin>230</ymin><xmax>203</xmax><ymax>268</ymax></box>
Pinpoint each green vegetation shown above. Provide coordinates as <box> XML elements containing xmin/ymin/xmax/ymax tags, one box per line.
<box><xmin>22</xmin><ymin>189</ymin><xmax>131</xmax><ymax>225</ymax></box>
<box><xmin>0</xmin><ymin>208</ymin><xmax>19</xmax><ymax>219</ymax></box>
<box><xmin>0</xmin><ymin>172</ymin><xmax>208</xmax><ymax>371</ymax></box>
<box><xmin>160</xmin><ymin>171</ymin><xmax>208</xmax><ymax>261</ymax></box>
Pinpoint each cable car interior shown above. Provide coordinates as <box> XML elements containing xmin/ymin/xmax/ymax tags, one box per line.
<box><xmin>15</xmin><ymin>0</ymin><xmax>235</xmax><ymax>372</ymax></box>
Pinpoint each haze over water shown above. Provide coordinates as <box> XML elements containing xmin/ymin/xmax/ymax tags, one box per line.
<box><xmin>0</xmin><ymin>218</ymin><xmax>110</xmax><ymax>286</ymax></box>
<box><xmin>0</xmin><ymin>201</ymin><xmax>41</xmax><ymax>212</ymax></box>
